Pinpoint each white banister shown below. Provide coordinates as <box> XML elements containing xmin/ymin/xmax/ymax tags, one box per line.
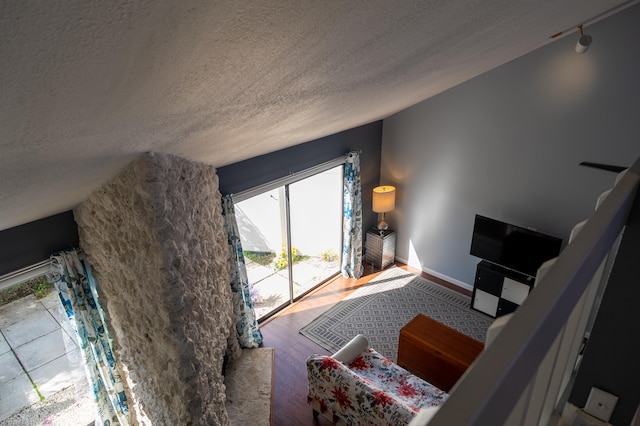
<box><xmin>424</xmin><ymin>157</ymin><xmax>640</xmax><ymax>426</ymax></box>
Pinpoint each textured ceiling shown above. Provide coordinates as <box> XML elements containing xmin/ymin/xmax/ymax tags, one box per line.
<box><xmin>0</xmin><ymin>0</ymin><xmax>635</xmax><ymax>231</ymax></box>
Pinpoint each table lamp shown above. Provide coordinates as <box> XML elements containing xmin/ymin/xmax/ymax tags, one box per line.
<box><xmin>372</xmin><ymin>185</ymin><xmax>395</xmax><ymax>231</ymax></box>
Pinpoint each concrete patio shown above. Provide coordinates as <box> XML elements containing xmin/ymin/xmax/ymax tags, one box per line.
<box><xmin>247</xmin><ymin>257</ymin><xmax>340</xmax><ymax>320</ymax></box>
<box><xmin>0</xmin><ymin>256</ymin><xmax>338</xmax><ymax>422</ymax></box>
<box><xmin>0</xmin><ymin>292</ymin><xmax>94</xmax><ymax>424</ymax></box>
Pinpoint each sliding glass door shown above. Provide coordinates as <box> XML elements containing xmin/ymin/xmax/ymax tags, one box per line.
<box><xmin>289</xmin><ymin>167</ymin><xmax>343</xmax><ymax>299</ymax></box>
<box><xmin>235</xmin><ymin>165</ymin><xmax>343</xmax><ymax>320</ymax></box>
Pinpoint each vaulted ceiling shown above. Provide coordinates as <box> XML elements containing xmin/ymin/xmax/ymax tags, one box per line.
<box><xmin>0</xmin><ymin>0</ymin><xmax>635</xmax><ymax>231</ymax></box>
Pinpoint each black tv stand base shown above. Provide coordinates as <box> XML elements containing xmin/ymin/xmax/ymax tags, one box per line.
<box><xmin>471</xmin><ymin>261</ymin><xmax>536</xmax><ymax>318</ymax></box>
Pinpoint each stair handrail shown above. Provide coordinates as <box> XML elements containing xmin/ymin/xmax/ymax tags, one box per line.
<box><xmin>427</xmin><ymin>156</ymin><xmax>640</xmax><ymax>425</ymax></box>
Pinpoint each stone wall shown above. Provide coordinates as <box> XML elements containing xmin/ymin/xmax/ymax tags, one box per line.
<box><xmin>74</xmin><ymin>152</ymin><xmax>240</xmax><ymax>425</ymax></box>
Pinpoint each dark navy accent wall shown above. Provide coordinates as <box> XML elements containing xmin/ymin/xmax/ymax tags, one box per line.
<box><xmin>1</xmin><ymin>121</ymin><xmax>383</xmax><ymax>277</ymax></box>
<box><xmin>217</xmin><ymin>121</ymin><xmax>383</xmax><ymax>232</ymax></box>
<box><xmin>0</xmin><ymin>210</ymin><xmax>79</xmax><ymax>276</ymax></box>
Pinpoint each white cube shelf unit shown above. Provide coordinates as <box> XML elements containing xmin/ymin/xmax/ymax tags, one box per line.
<box><xmin>471</xmin><ymin>260</ymin><xmax>536</xmax><ymax>318</ymax></box>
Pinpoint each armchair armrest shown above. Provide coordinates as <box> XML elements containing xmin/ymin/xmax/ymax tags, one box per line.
<box><xmin>331</xmin><ymin>334</ymin><xmax>369</xmax><ymax>363</ymax></box>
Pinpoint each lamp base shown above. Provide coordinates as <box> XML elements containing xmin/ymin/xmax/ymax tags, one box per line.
<box><xmin>376</xmin><ymin>211</ymin><xmax>389</xmax><ymax>232</ymax></box>
<box><xmin>377</xmin><ymin>220</ymin><xmax>389</xmax><ymax>231</ymax></box>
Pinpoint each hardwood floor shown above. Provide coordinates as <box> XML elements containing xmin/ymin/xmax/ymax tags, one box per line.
<box><xmin>258</xmin><ymin>262</ymin><xmax>471</xmax><ymax>426</ymax></box>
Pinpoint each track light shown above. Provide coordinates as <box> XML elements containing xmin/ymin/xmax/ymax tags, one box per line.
<box><xmin>575</xmin><ymin>24</ymin><xmax>592</xmax><ymax>53</ymax></box>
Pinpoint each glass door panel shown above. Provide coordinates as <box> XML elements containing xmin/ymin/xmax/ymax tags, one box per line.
<box><xmin>235</xmin><ymin>188</ymin><xmax>289</xmax><ymax>320</ymax></box>
<box><xmin>235</xmin><ymin>164</ymin><xmax>343</xmax><ymax>321</ymax></box>
<box><xmin>289</xmin><ymin>166</ymin><xmax>343</xmax><ymax>299</ymax></box>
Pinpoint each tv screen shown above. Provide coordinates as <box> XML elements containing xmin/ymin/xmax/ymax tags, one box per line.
<box><xmin>470</xmin><ymin>214</ymin><xmax>563</xmax><ymax>276</ymax></box>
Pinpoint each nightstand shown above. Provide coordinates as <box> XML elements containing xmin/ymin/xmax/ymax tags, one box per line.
<box><xmin>365</xmin><ymin>228</ymin><xmax>396</xmax><ymax>269</ymax></box>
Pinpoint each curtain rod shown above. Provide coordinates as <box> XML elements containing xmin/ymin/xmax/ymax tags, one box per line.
<box><xmin>230</xmin><ymin>153</ymin><xmax>353</xmax><ymax>203</ymax></box>
<box><xmin>0</xmin><ymin>259</ymin><xmax>53</xmax><ymax>290</ymax></box>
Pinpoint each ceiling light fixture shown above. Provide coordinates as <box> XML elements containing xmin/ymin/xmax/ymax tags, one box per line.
<box><xmin>575</xmin><ymin>24</ymin><xmax>592</xmax><ymax>54</ymax></box>
<box><xmin>549</xmin><ymin>1</ymin><xmax>635</xmax><ymax>50</ymax></box>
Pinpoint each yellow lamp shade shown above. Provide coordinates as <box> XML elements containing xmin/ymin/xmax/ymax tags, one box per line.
<box><xmin>372</xmin><ymin>186</ymin><xmax>396</xmax><ymax>213</ymax></box>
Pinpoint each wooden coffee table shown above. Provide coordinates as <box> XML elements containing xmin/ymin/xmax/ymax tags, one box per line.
<box><xmin>397</xmin><ymin>313</ymin><xmax>484</xmax><ymax>392</ymax></box>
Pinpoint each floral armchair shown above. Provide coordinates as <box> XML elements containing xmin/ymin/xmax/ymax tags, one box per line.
<box><xmin>306</xmin><ymin>334</ymin><xmax>448</xmax><ymax>425</ymax></box>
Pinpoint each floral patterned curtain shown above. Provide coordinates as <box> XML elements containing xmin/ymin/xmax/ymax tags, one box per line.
<box><xmin>341</xmin><ymin>151</ymin><xmax>364</xmax><ymax>278</ymax></box>
<box><xmin>221</xmin><ymin>195</ymin><xmax>264</xmax><ymax>348</ymax></box>
<box><xmin>48</xmin><ymin>249</ymin><xmax>129</xmax><ymax>426</ymax></box>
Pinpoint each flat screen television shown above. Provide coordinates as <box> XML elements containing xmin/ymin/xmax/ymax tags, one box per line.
<box><xmin>470</xmin><ymin>214</ymin><xmax>563</xmax><ymax>276</ymax></box>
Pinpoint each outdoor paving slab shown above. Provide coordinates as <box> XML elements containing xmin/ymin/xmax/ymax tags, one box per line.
<box><xmin>0</xmin><ymin>373</ymin><xmax>40</xmax><ymax>422</ymax></box>
<box><xmin>59</xmin><ymin>324</ymin><xmax>79</xmax><ymax>352</ymax></box>
<box><xmin>255</xmin><ymin>273</ymin><xmax>289</xmax><ymax>299</ymax></box>
<box><xmin>39</xmin><ymin>291</ymin><xmax>61</xmax><ymax>310</ymax></box>
<box><xmin>0</xmin><ymin>293</ymin><xmax>90</xmax><ymax>423</ymax></box>
<box><xmin>2</xmin><ymin>309</ymin><xmax>59</xmax><ymax>349</ymax></box>
<box><xmin>59</xmin><ymin>323</ymin><xmax>80</xmax><ymax>352</ymax></box>
<box><xmin>0</xmin><ymin>295</ymin><xmax>41</xmax><ymax>328</ymax></box>
<box><xmin>43</xmin><ymin>298</ymin><xmax>68</xmax><ymax>326</ymax></box>
<box><xmin>0</xmin><ymin>334</ymin><xmax>10</xmax><ymax>355</ymax></box>
<box><xmin>246</xmin><ymin>262</ymin><xmax>278</xmax><ymax>284</ymax></box>
<box><xmin>0</xmin><ymin>351</ymin><xmax>25</xmax><ymax>385</ymax></box>
<box><xmin>14</xmin><ymin>329</ymin><xmax>69</xmax><ymax>371</ymax></box>
<box><xmin>29</xmin><ymin>349</ymin><xmax>87</xmax><ymax>399</ymax></box>
<box><xmin>45</xmin><ymin>302</ymin><xmax>78</xmax><ymax>347</ymax></box>
<box><xmin>253</xmin><ymin>273</ymin><xmax>290</xmax><ymax>318</ymax></box>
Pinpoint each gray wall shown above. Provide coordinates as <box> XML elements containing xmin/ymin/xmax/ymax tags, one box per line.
<box><xmin>381</xmin><ymin>4</ymin><xmax>640</xmax><ymax>289</ymax></box>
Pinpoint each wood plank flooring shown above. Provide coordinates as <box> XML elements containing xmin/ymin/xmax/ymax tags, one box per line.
<box><xmin>259</xmin><ymin>262</ymin><xmax>471</xmax><ymax>426</ymax></box>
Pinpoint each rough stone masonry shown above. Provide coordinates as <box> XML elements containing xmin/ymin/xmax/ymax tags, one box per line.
<box><xmin>74</xmin><ymin>152</ymin><xmax>241</xmax><ymax>425</ymax></box>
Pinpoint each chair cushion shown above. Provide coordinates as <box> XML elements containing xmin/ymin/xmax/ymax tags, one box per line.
<box><xmin>347</xmin><ymin>348</ymin><xmax>449</xmax><ymax>411</ymax></box>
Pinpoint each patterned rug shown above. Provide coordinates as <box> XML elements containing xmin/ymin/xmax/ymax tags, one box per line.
<box><xmin>299</xmin><ymin>266</ymin><xmax>493</xmax><ymax>362</ymax></box>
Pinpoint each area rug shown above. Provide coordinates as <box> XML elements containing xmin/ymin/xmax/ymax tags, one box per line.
<box><xmin>224</xmin><ymin>347</ymin><xmax>273</xmax><ymax>426</ymax></box>
<box><xmin>299</xmin><ymin>266</ymin><xmax>493</xmax><ymax>362</ymax></box>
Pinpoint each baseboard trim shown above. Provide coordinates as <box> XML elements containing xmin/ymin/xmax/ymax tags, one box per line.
<box><xmin>394</xmin><ymin>256</ymin><xmax>473</xmax><ymax>292</ymax></box>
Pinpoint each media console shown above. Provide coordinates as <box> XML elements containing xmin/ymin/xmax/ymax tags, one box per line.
<box><xmin>471</xmin><ymin>260</ymin><xmax>536</xmax><ymax>318</ymax></box>
<box><xmin>469</xmin><ymin>214</ymin><xmax>563</xmax><ymax>318</ymax></box>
